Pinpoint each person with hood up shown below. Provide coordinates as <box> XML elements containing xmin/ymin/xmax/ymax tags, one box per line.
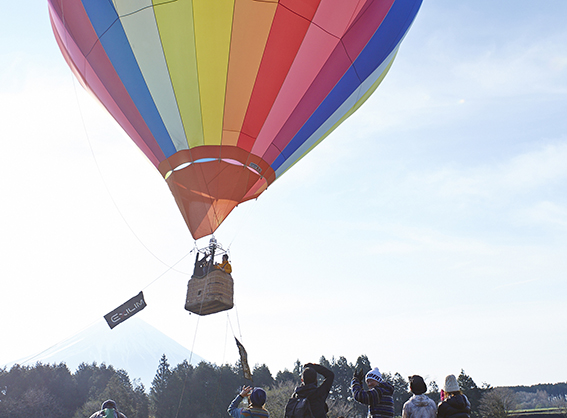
<box><xmin>402</xmin><ymin>375</ymin><xmax>437</xmax><ymax>418</ymax></box>
<box><xmin>437</xmin><ymin>375</ymin><xmax>471</xmax><ymax>418</ymax></box>
<box><xmin>228</xmin><ymin>386</ymin><xmax>269</xmax><ymax>418</ymax></box>
<box><xmin>351</xmin><ymin>366</ymin><xmax>395</xmax><ymax>418</ymax></box>
<box><xmin>89</xmin><ymin>400</ymin><xmax>127</xmax><ymax>418</ymax></box>
<box><xmin>289</xmin><ymin>363</ymin><xmax>334</xmax><ymax>418</ymax></box>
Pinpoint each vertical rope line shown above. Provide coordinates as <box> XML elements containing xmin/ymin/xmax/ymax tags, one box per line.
<box><xmin>174</xmin><ymin>313</ymin><xmax>201</xmax><ymax>418</ymax></box>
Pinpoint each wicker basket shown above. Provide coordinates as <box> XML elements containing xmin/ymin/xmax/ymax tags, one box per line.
<box><xmin>185</xmin><ymin>269</ymin><xmax>234</xmax><ymax>315</ymax></box>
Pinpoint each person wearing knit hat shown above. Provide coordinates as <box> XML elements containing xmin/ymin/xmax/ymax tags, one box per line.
<box><xmin>89</xmin><ymin>399</ymin><xmax>127</xmax><ymax>418</ymax></box>
<box><xmin>444</xmin><ymin>375</ymin><xmax>460</xmax><ymax>393</ymax></box>
<box><xmin>401</xmin><ymin>375</ymin><xmax>437</xmax><ymax>418</ymax></box>
<box><xmin>288</xmin><ymin>363</ymin><xmax>334</xmax><ymax>418</ymax></box>
<box><xmin>437</xmin><ymin>375</ymin><xmax>471</xmax><ymax>418</ymax></box>
<box><xmin>228</xmin><ymin>385</ymin><xmax>269</xmax><ymax>418</ymax></box>
<box><xmin>250</xmin><ymin>388</ymin><xmax>267</xmax><ymax>407</ymax></box>
<box><xmin>351</xmin><ymin>365</ymin><xmax>395</xmax><ymax>418</ymax></box>
<box><xmin>366</xmin><ymin>367</ymin><xmax>383</xmax><ymax>386</ymax></box>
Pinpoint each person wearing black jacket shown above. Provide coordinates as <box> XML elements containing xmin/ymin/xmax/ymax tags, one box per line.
<box><xmin>437</xmin><ymin>375</ymin><xmax>471</xmax><ymax>418</ymax></box>
<box><xmin>291</xmin><ymin>363</ymin><xmax>334</xmax><ymax>418</ymax></box>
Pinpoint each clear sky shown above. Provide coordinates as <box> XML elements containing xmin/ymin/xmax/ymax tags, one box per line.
<box><xmin>2</xmin><ymin>1</ymin><xmax>566</xmax><ymax>389</ymax></box>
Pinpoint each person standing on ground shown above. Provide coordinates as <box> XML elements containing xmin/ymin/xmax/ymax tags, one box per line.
<box><xmin>437</xmin><ymin>375</ymin><xmax>471</xmax><ymax>418</ymax></box>
<box><xmin>228</xmin><ymin>386</ymin><xmax>269</xmax><ymax>418</ymax></box>
<box><xmin>351</xmin><ymin>366</ymin><xmax>395</xmax><ymax>418</ymax></box>
<box><xmin>89</xmin><ymin>400</ymin><xmax>127</xmax><ymax>418</ymax></box>
<box><xmin>402</xmin><ymin>375</ymin><xmax>437</xmax><ymax>418</ymax></box>
<box><xmin>288</xmin><ymin>362</ymin><xmax>334</xmax><ymax>418</ymax></box>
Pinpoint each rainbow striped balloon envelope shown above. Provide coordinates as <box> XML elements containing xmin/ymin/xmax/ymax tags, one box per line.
<box><xmin>48</xmin><ymin>0</ymin><xmax>422</xmax><ymax>240</ymax></box>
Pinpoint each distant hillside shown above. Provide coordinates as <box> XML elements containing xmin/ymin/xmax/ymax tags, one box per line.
<box><xmin>5</xmin><ymin>317</ymin><xmax>205</xmax><ymax>388</ymax></box>
<box><xmin>511</xmin><ymin>410</ymin><xmax>563</xmax><ymax>418</ymax></box>
<box><xmin>506</xmin><ymin>383</ymin><xmax>567</xmax><ymax>397</ymax></box>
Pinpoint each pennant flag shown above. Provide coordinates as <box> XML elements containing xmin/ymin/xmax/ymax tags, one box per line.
<box><xmin>104</xmin><ymin>291</ymin><xmax>147</xmax><ymax>329</ymax></box>
<box><xmin>235</xmin><ymin>337</ymin><xmax>253</xmax><ymax>381</ymax></box>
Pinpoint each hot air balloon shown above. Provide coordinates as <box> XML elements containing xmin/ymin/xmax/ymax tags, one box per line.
<box><xmin>47</xmin><ymin>0</ymin><xmax>422</xmax><ymax>241</ymax></box>
<box><xmin>185</xmin><ymin>237</ymin><xmax>234</xmax><ymax>315</ymax></box>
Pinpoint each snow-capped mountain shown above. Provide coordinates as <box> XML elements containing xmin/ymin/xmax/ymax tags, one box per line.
<box><xmin>7</xmin><ymin>317</ymin><xmax>205</xmax><ymax>388</ymax></box>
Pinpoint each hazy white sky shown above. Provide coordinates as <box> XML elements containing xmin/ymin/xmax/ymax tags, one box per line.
<box><xmin>2</xmin><ymin>1</ymin><xmax>567</xmax><ymax>389</ymax></box>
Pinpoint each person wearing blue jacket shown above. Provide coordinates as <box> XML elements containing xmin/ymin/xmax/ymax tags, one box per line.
<box><xmin>228</xmin><ymin>386</ymin><xmax>269</xmax><ymax>418</ymax></box>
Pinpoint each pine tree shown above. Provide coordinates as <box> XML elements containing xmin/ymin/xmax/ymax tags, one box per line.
<box><xmin>253</xmin><ymin>364</ymin><xmax>275</xmax><ymax>388</ymax></box>
<box><xmin>458</xmin><ymin>369</ymin><xmax>483</xmax><ymax>417</ymax></box>
<box><xmin>150</xmin><ymin>354</ymin><xmax>174</xmax><ymax>418</ymax></box>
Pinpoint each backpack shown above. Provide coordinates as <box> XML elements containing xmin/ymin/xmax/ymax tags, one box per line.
<box><xmin>285</xmin><ymin>394</ymin><xmax>314</xmax><ymax>418</ymax></box>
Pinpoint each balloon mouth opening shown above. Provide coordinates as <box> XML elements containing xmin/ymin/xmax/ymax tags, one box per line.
<box><xmin>164</xmin><ymin>157</ymin><xmax>263</xmax><ymax>180</ymax></box>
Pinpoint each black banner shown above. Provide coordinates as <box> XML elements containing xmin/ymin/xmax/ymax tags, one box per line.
<box><xmin>104</xmin><ymin>291</ymin><xmax>147</xmax><ymax>329</ymax></box>
<box><xmin>235</xmin><ymin>337</ymin><xmax>253</xmax><ymax>381</ymax></box>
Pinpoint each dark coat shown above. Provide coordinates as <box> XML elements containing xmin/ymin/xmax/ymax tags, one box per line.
<box><xmin>292</xmin><ymin>364</ymin><xmax>334</xmax><ymax>418</ymax></box>
<box><xmin>437</xmin><ymin>394</ymin><xmax>471</xmax><ymax>418</ymax></box>
<box><xmin>351</xmin><ymin>378</ymin><xmax>395</xmax><ymax>418</ymax></box>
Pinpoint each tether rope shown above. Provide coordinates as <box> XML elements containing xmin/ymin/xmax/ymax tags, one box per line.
<box><xmin>174</xmin><ymin>310</ymin><xmax>202</xmax><ymax>418</ymax></box>
<box><xmin>17</xmin><ymin>248</ymin><xmax>194</xmax><ymax>367</ymax></box>
<box><xmin>67</xmin><ymin>57</ymin><xmax>191</xmax><ymax>276</ymax></box>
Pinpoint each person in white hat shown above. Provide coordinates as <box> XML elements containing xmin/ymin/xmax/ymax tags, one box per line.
<box><xmin>437</xmin><ymin>375</ymin><xmax>471</xmax><ymax>418</ymax></box>
<box><xmin>351</xmin><ymin>366</ymin><xmax>395</xmax><ymax>418</ymax></box>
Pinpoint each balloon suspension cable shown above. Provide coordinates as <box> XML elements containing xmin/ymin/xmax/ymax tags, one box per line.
<box><xmin>227</xmin><ymin>303</ymin><xmax>244</xmax><ymax>342</ymax></box>
<box><xmin>174</xmin><ymin>311</ymin><xmax>202</xmax><ymax>418</ymax></box>
<box><xmin>17</xmin><ymin>317</ymin><xmax>105</xmax><ymax>367</ymax></box>
<box><xmin>140</xmin><ymin>248</ymin><xmax>194</xmax><ymax>291</ymax></box>
<box><xmin>62</xmin><ymin>24</ymin><xmax>191</xmax><ymax>276</ymax></box>
<box><xmin>22</xmin><ymin>248</ymin><xmax>195</xmax><ymax>368</ymax></box>
<box><xmin>175</xmin><ymin>235</ymin><xmax>227</xmax><ymax>417</ymax></box>
<box><xmin>174</xmin><ymin>302</ymin><xmax>233</xmax><ymax>418</ymax></box>
<box><xmin>211</xmin><ymin>315</ymin><xmax>233</xmax><ymax>407</ymax></box>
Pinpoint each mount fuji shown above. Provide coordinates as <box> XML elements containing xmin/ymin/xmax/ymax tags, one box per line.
<box><xmin>7</xmin><ymin>317</ymin><xmax>205</xmax><ymax>389</ymax></box>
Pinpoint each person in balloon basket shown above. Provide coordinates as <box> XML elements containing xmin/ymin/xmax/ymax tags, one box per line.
<box><xmin>228</xmin><ymin>385</ymin><xmax>269</xmax><ymax>418</ymax></box>
<box><xmin>193</xmin><ymin>251</ymin><xmax>211</xmax><ymax>277</ymax></box>
<box><xmin>215</xmin><ymin>254</ymin><xmax>232</xmax><ymax>274</ymax></box>
<box><xmin>437</xmin><ymin>375</ymin><xmax>471</xmax><ymax>418</ymax></box>
<box><xmin>89</xmin><ymin>399</ymin><xmax>127</xmax><ymax>418</ymax></box>
<box><xmin>351</xmin><ymin>366</ymin><xmax>395</xmax><ymax>418</ymax></box>
<box><xmin>289</xmin><ymin>362</ymin><xmax>334</xmax><ymax>418</ymax></box>
<box><xmin>402</xmin><ymin>375</ymin><xmax>437</xmax><ymax>418</ymax></box>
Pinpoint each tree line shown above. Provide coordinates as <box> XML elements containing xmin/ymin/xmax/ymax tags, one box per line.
<box><xmin>1</xmin><ymin>355</ymin><xmax>565</xmax><ymax>418</ymax></box>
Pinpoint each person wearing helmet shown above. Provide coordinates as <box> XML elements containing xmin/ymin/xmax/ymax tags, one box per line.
<box><xmin>89</xmin><ymin>400</ymin><xmax>127</xmax><ymax>418</ymax></box>
<box><xmin>228</xmin><ymin>385</ymin><xmax>269</xmax><ymax>418</ymax></box>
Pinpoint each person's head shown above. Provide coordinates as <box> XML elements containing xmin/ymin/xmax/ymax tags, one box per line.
<box><xmin>101</xmin><ymin>400</ymin><xmax>117</xmax><ymax>410</ymax></box>
<box><xmin>250</xmin><ymin>387</ymin><xmax>267</xmax><ymax>408</ymax></box>
<box><xmin>409</xmin><ymin>375</ymin><xmax>427</xmax><ymax>395</ymax></box>
<box><xmin>366</xmin><ymin>367</ymin><xmax>382</xmax><ymax>389</ymax></box>
<box><xmin>223</xmin><ymin>254</ymin><xmax>229</xmax><ymax>261</ymax></box>
<box><xmin>444</xmin><ymin>374</ymin><xmax>461</xmax><ymax>396</ymax></box>
<box><xmin>301</xmin><ymin>366</ymin><xmax>317</xmax><ymax>385</ymax></box>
